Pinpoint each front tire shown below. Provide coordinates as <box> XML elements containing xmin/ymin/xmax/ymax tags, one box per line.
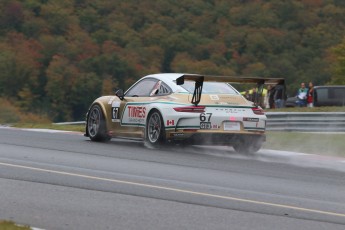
<box><xmin>145</xmin><ymin>110</ymin><xmax>166</xmax><ymax>146</ymax></box>
<box><xmin>87</xmin><ymin>104</ymin><xmax>110</xmax><ymax>142</ymax></box>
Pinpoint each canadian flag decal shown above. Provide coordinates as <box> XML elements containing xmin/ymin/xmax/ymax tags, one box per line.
<box><xmin>167</xmin><ymin>120</ymin><xmax>175</xmax><ymax>126</ymax></box>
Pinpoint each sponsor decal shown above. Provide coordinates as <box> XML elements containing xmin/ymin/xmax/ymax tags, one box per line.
<box><xmin>167</xmin><ymin>120</ymin><xmax>175</xmax><ymax>126</ymax></box>
<box><xmin>108</xmin><ymin>96</ymin><xmax>116</xmax><ymax>104</ymax></box>
<box><xmin>212</xmin><ymin>124</ymin><xmax>220</xmax><ymax>129</ymax></box>
<box><xmin>171</xmin><ymin>133</ymin><xmax>184</xmax><ymax>137</ymax></box>
<box><xmin>215</xmin><ymin>108</ymin><xmax>245</xmax><ymax>113</ymax></box>
<box><xmin>210</xmin><ymin>95</ymin><xmax>219</xmax><ymax>100</ymax></box>
<box><xmin>128</xmin><ymin>106</ymin><xmax>146</xmax><ymax>118</ymax></box>
<box><xmin>126</xmin><ymin>106</ymin><xmax>146</xmax><ymax>123</ymax></box>
<box><xmin>112</xmin><ymin>101</ymin><xmax>120</xmax><ymax>107</ymax></box>
<box><xmin>243</xmin><ymin>117</ymin><xmax>259</xmax><ymax>122</ymax></box>
<box><xmin>216</xmin><ymin>102</ymin><xmax>239</xmax><ymax>105</ymax></box>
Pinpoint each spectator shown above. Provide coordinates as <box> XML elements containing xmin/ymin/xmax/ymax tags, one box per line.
<box><xmin>249</xmin><ymin>87</ymin><xmax>258</xmax><ymax>102</ymax></box>
<box><xmin>268</xmin><ymin>85</ymin><xmax>275</xmax><ymax>109</ymax></box>
<box><xmin>244</xmin><ymin>90</ymin><xmax>250</xmax><ymax>101</ymax></box>
<box><xmin>274</xmin><ymin>82</ymin><xmax>285</xmax><ymax>108</ymax></box>
<box><xmin>307</xmin><ymin>81</ymin><xmax>314</xmax><ymax>107</ymax></box>
<box><xmin>296</xmin><ymin>82</ymin><xmax>308</xmax><ymax>107</ymax></box>
<box><xmin>263</xmin><ymin>86</ymin><xmax>271</xmax><ymax>108</ymax></box>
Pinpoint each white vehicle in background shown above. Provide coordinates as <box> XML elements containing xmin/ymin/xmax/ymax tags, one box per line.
<box><xmin>85</xmin><ymin>73</ymin><xmax>285</xmax><ymax>153</ymax></box>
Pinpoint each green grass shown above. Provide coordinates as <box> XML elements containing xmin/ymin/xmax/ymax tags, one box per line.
<box><xmin>0</xmin><ymin>221</ymin><xmax>31</xmax><ymax>230</ymax></box>
<box><xmin>12</xmin><ymin>123</ymin><xmax>85</xmax><ymax>133</ymax></box>
<box><xmin>264</xmin><ymin>107</ymin><xmax>345</xmax><ymax>156</ymax></box>
<box><xmin>266</xmin><ymin>106</ymin><xmax>345</xmax><ymax>112</ymax></box>
<box><xmin>264</xmin><ymin>131</ymin><xmax>345</xmax><ymax>157</ymax></box>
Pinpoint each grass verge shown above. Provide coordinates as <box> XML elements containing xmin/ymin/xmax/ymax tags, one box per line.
<box><xmin>0</xmin><ymin>221</ymin><xmax>31</xmax><ymax>230</ymax></box>
<box><xmin>264</xmin><ymin>131</ymin><xmax>345</xmax><ymax>157</ymax></box>
<box><xmin>265</xmin><ymin>106</ymin><xmax>345</xmax><ymax>112</ymax></box>
<box><xmin>11</xmin><ymin>123</ymin><xmax>85</xmax><ymax>133</ymax></box>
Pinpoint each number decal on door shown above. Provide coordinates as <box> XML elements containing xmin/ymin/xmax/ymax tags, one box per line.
<box><xmin>112</xmin><ymin>107</ymin><xmax>120</xmax><ymax>121</ymax></box>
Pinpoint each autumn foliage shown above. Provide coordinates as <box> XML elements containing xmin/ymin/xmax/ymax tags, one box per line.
<box><xmin>1</xmin><ymin>0</ymin><xmax>345</xmax><ymax>121</ymax></box>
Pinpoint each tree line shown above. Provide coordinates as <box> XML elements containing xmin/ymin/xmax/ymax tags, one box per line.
<box><xmin>1</xmin><ymin>0</ymin><xmax>345</xmax><ymax>121</ymax></box>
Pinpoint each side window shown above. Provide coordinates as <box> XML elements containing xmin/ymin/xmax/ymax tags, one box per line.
<box><xmin>148</xmin><ymin>81</ymin><xmax>172</xmax><ymax>97</ymax></box>
<box><xmin>157</xmin><ymin>82</ymin><xmax>171</xmax><ymax>96</ymax></box>
<box><xmin>332</xmin><ymin>88</ymin><xmax>345</xmax><ymax>99</ymax></box>
<box><xmin>316</xmin><ymin>88</ymin><xmax>327</xmax><ymax>101</ymax></box>
<box><xmin>126</xmin><ymin>79</ymin><xmax>158</xmax><ymax>97</ymax></box>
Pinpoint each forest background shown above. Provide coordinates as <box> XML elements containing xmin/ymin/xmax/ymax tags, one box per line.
<box><xmin>1</xmin><ymin>0</ymin><xmax>345</xmax><ymax>122</ymax></box>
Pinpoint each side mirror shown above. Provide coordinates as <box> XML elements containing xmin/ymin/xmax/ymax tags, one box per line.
<box><xmin>115</xmin><ymin>89</ymin><xmax>124</xmax><ymax>100</ymax></box>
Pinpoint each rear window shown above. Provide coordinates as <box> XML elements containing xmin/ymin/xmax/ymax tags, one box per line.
<box><xmin>181</xmin><ymin>81</ymin><xmax>238</xmax><ymax>94</ymax></box>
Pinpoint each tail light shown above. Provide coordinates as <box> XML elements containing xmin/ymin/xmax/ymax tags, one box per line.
<box><xmin>252</xmin><ymin>107</ymin><xmax>265</xmax><ymax>115</ymax></box>
<box><xmin>173</xmin><ymin>106</ymin><xmax>205</xmax><ymax>113</ymax></box>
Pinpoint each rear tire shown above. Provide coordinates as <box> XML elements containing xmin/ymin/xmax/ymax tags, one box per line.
<box><xmin>145</xmin><ymin>110</ymin><xmax>166</xmax><ymax>147</ymax></box>
<box><xmin>87</xmin><ymin>104</ymin><xmax>110</xmax><ymax>142</ymax></box>
<box><xmin>233</xmin><ymin>137</ymin><xmax>263</xmax><ymax>154</ymax></box>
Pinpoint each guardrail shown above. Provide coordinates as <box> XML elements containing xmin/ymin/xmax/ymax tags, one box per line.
<box><xmin>266</xmin><ymin>112</ymin><xmax>345</xmax><ymax>132</ymax></box>
<box><xmin>53</xmin><ymin>121</ymin><xmax>85</xmax><ymax>125</ymax></box>
<box><xmin>54</xmin><ymin>112</ymin><xmax>345</xmax><ymax>132</ymax></box>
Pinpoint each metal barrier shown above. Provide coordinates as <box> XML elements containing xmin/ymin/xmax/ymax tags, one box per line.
<box><xmin>54</xmin><ymin>112</ymin><xmax>345</xmax><ymax>132</ymax></box>
<box><xmin>266</xmin><ymin>112</ymin><xmax>345</xmax><ymax>132</ymax></box>
<box><xmin>53</xmin><ymin>121</ymin><xmax>85</xmax><ymax>125</ymax></box>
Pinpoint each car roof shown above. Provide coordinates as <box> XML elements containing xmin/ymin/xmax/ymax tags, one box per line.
<box><xmin>140</xmin><ymin>73</ymin><xmax>246</xmax><ymax>93</ymax></box>
<box><xmin>139</xmin><ymin>73</ymin><xmax>285</xmax><ymax>92</ymax></box>
<box><xmin>140</xmin><ymin>73</ymin><xmax>191</xmax><ymax>92</ymax></box>
<box><xmin>143</xmin><ymin>73</ymin><xmax>185</xmax><ymax>81</ymax></box>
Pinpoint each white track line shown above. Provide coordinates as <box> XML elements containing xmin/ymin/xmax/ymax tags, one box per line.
<box><xmin>1</xmin><ymin>161</ymin><xmax>345</xmax><ymax>218</ymax></box>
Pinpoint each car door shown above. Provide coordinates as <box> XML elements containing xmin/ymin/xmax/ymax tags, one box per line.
<box><xmin>113</xmin><ymin>78</ymin><xmax>159</xmax><ymax>138</ymax></box>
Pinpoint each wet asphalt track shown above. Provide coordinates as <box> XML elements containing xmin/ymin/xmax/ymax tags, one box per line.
<box><xmin>0</xmin><ymin>127</ymin><xmax>345</xmax><ymax>230</ymax></box>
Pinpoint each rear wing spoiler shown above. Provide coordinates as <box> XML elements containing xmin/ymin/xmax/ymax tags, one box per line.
<box><xmin>176</xmin><ymin>74</ymin><xmax>285</xmax><ymax>106</ymax></box>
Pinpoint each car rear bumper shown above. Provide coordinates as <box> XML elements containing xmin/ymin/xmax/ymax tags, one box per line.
<box><xmin>167</xmin><ymin>130</ymin><xmax>265</xmax><ymax>145</ymax></box>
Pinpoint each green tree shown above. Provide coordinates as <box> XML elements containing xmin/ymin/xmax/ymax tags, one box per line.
<box><xmin>70</xmin><ymin>72</ymin><xmax>102</xmax><ymax>120</ymax></box>
<box><xmin>40</xmin><ymin>0</ymin><xmax>78</xmax><ymax>35</ymax></box>
<box><xmin>2</xmin><ymin>0</ymin><xmax>345</xmax><ymax>121</ymax></box>
<box><xmin>45</xmin><ymin>55</ymin><xmax>78</xmax><ymax>121</ymax></box>
<box><xmin>0</xmin><ymin>1</ymin><xmax>24</xmax><ymax>31</ymax></box>
<box><xmin>329</xmin><ymin>38</ymin><xmax>345</xmax><ymax>84</ymax></box>
<box><xmin>0</xmin><ymin>32</ymin><xmax>41</xmax><ymax>102</ymax></box>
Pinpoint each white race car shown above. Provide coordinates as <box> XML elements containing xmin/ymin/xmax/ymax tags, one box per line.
<box><xmin>85</xmin><ymin>73</ymin><xmax>284</xmax><ymax>153</ymax></box>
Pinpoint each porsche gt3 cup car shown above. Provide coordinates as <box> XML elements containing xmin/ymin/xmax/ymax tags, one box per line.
<box><xmin>85</xmin><ymin>73</ymin><xmax>285</xmax><ymax>153</ymax></box>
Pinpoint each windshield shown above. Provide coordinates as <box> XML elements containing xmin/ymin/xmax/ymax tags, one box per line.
<box><xmin>180</xmin><ymin>81</ymin><xmax>238</xmax><ymax>94</ymax></box>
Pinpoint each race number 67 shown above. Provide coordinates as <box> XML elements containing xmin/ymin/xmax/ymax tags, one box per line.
<box><xmin>199</xmin><ymin>113</ymin><xmax>212</xmax><ymax>122</ymax></box>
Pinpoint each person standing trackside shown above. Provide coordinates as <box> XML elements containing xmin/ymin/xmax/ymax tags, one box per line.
<box><xmin>307</xmin><ymin>82</ymin><xmax>314</xmax><ymax>107</ymax></box>
<box><xmin>249</xmin><ymin>88</ymin><xmax>258</xmax><ymax>103</ymax></box>
<box><xmin>268</xmin><ymin>85</ymin><xmax>276</xmax><ymax>109</ymax></box>
<box><xmin>273</xmin><ymin>82</ymin><xmax>285</xmax><ymax>108</ymax></box>
<box><xmin>263</xmin><ymin>85</ymin><xmax>271</xmax><ymax>109</ymax></box>
<box><xmin>296</xmin><ymin>82</ymin><xmax>308</xmax><ymax>107</ymax></box>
